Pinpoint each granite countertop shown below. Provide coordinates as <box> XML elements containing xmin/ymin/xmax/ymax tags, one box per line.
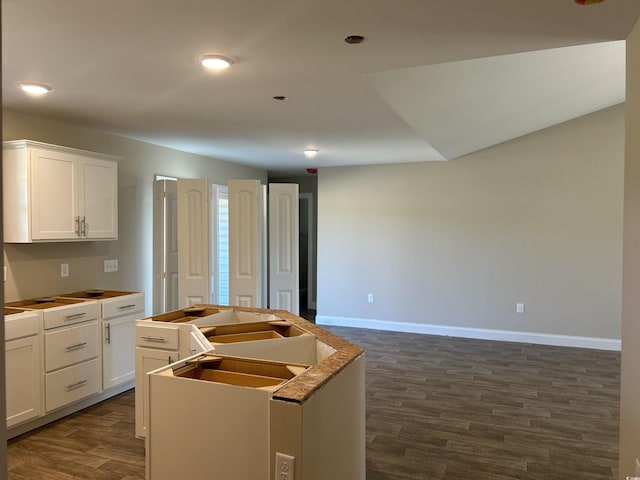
<box><xmin>194</xmin><ymin>305</ymin><xmax>364</xmax><ymax>403</ymax></box>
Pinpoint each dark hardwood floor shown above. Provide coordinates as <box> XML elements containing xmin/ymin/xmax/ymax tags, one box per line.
<box><xmin>7</xmin><ymin>326</ymin><xmax>620</xmax><ymax>480</ymax></box>
<box><xmin>8</xmin><ymin>390</ymin><xmax>144</xmax><ymax>479</ymax></box>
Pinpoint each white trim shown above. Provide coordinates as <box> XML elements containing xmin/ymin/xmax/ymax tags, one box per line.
<box><xmin>316</xmin><ymin>316</ymin><xmax>621</xmax><ymax>351</ymax></box>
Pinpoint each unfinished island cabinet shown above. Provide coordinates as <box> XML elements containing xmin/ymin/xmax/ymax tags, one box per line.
<box><xmin>142</xmin><ymin>305</ymin><xmax>366</xmax><ymax>480</ymax></box>
<box><xmin>4</xmin><ymin>308</ymin><xmax>43</xmax><ymax>428</ymax></box>
<box><xmin>2</xmin><ymin>140</ymin><xmax>119</xmax><ymax>242</ymax></box>
<box><xmin>134</xmin><ymin>321</ymin><xmax>184</xmax><ymax>438</ymax></box>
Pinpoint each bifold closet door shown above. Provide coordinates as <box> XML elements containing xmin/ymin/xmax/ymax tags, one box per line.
<box><xmin>177</xmin><ymin>178</ymin><xmax>211</xmax><ymax>308</ymax></box>
<box><xmin>269</xmin><ymin>183</ymin><xmax>299</xmax><ymax>314</ymax></box>
<box><xmin>228</xmin><ymin>179</ymin><xmax>265</xmax><ymax>308</ymax></box>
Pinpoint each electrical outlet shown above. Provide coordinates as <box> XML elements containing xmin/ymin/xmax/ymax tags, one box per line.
<box><xmin>368</xmin><ymin>293</ymin><xmax>374</xmax><ymax>303</ymax></box>
<box><xmin>516</xmin><ymin>302</ymin><xmax>525</xmax><ymax>314</ymax></box>
<box><xmin>275</xmin><ymin>452</ymin><xmax>295</xmax><ymax>480</ymax></box>
<box><xmin>104</xmin><ymin>259</ymin><xmax>118</xmax><ymax>273</ymax></box>
<box><xmin>61</xmin><ymin>263</ymin><xmax>69</xmax><ymax>277</ymax></box>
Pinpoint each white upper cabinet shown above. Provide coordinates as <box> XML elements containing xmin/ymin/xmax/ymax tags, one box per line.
<box><xmin>3</xmin><ymin>140</ymin><xmax>119</xmax><ymax>242</ymax></box>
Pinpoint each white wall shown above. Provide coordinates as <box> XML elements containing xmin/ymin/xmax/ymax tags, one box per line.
<box><xmin>2</xmin><ymin>109</ymin><xmax>267</xmax><ymax>313</ymax></box>
<box><xmin>317</xmin><ymin>105</ymin><xmax>624</xmax><ymax>348</ymax></box>
<box><xmin>619</xmin><ymin>17</ymin><xmax>640</xmax><ymax>479</ymax></box>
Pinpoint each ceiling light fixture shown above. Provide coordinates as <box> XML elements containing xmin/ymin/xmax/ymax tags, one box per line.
<box><xmin>304</xmin><ymin>148</ymin><xmax>319</xmax><ymax>158</ymax></box>
<box><xmin>199</xmin><ymin>54</ymin><xmax>234</xmax><ymax>70</ymax></box>
<box><xmin>344</xmin><ymin>35</ymin><xmax>366</xmax><ymax>45</ymax></box>
<box><xmin>19</xmin><ymin>83</ymin><xmax>51</xmax><ymax>95</ymax></box>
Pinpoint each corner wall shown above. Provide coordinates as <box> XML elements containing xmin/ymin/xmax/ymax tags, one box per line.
<box><xmin>2</xmin><ymin>109</ymin><xmax>268</xmax><ymax>313</ymax></box>
<box><xmin>619</xmin><ymin>17</ymin><xmax>640</xmax><ymax>479</ymax></box>
<box><xmin>317</xmin><ymin>105</ymin><xmax>624</xmax><ymax>348</ymax></box>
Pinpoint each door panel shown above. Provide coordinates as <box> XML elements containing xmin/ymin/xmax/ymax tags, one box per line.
<box><xmin>153</xmin><ymin>180</ymin><xmax>179</xmax><ymax>313</ymax></box>
<box><xmin>269</xmin><ymin>184</ymin><xmax>299</xmax><ymax>314</ymax></box>
<box><xmin>177</xmin><ymin>179</ymin><xmax>210</xmax><ymax>308</ymax></box>
<box><xmin>228</xmin><ymin>180</ymin><xmax>264</xmax><ymax>308</ymax></box>
<box><xmin>166</xmin><ymin>181</ymin><xmax>179</xmax><ymax>310</ymax></box>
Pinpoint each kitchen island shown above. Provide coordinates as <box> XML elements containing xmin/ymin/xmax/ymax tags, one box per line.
<box><xmin>138</xmin><ymin>305</ymin><xmax>365</xmax><ymax>480</ymax></box>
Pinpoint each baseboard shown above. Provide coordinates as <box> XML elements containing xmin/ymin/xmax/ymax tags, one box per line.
<box><xmin>316</xmin><ymin>316</ymin><xmax>621</xmax><ymax>351</ymax></box>
<box><xmin>7</xmin><ymin>380</ymin><xmax>135</xmax><ymax>439</ymax></box>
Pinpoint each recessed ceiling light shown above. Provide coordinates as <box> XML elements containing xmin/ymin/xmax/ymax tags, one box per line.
<box><xmin>199</xmin><ymin>54</ymin><xmax>234</xmax><ymax>70</ymax></box>
<box><xmin>19</xmin><ymin>83</ymin><xmax>51</xmax><ymax>95</ymax></box>
<box><xmin>344</xmin><ymin>35</ymin><xmax>366</xmax><ymax>44</ymax></box>
<box><xmin>304</xmin><ymin>149</ymin><xmax>319</xmax><ymax>158</ymax></box>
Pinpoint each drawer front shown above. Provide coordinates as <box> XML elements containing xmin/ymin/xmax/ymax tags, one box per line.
<box><xmin>45</xmin><ymin>358</ymin><xmax>101</xmax><ymax>412</ymax></box>
<box><xmin>43</xmin><ymin>302</ymin><xmax>100</xmax><ymax>330</ymax></box>
<box><xmin>45</xmin><ymin>321</ymin><xmax>100</xmax><ymax>372</ymax></box>
<box><xmin>102</xmin><ymin>293</ymin><xmax>144</xmax><ymax>319</ymax></box>
<box><xmin>136</xmin><ymin>324</ymin><xmax>179</xmax><ymax>350</ymax></box>
<box><xmin>5</xmin><ymin>310</ymin><xmax>41</xmax><ymax>341</ymax></box>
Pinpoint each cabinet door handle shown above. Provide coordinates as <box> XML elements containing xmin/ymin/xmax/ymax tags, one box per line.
<box><xmin>65</xmin><ymin>312</ymin><xmax>87</xmax><ymax>320</ymax></box>
<box><xmin>81</xmin><ymin>216</ymin><xmax>87</xmax><ymax>237</ymax></box>
<box><xmin>105</xmin><ymin>323</ymin><xmax>111</xmax><ymax>344</ymax></box>
<box><xmin>75</xmin><ymin>216</ymin><xmax>81</xmax><ymax>236</ymax></box>
<box><xmin>66</xmin><ymin>380</ymin><xmax>88</xmax><ymax>390</ymax></box>
<box><xmin>168</xmin><ymin>356</ymin><xmax>174</xmax><ymax>364</ymax></box>
<box><xmin>141</xmin><ymin>335</ymin><xmax>166</xmax><ymax>343</ymax></box>
<box><xmin>65</xmin><ymin>342</ymin><xmax>87</xmax><ymax>351</ymax></box>
<box><xmin>118</xmin><ymin>304</ymin><xmax>138</xmax><ymax>310</ymax></box>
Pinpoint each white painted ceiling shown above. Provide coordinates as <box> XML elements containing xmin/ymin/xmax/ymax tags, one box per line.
<box><xmin>2</xmin><ymin>0</ymin><xmax>639</xmax><ymax>174</ymax></box>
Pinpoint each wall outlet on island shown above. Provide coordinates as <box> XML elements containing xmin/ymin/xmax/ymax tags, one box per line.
<box><xmin>275</xmin><ymin>453</ymin><xmax>295</xmax><ymax>480</ymax></box>
<box><xmin>61</xmin><ymin>263</ymin><xmax>69</xmax><ymax>278</ymax></box>
<box><xmin>104</xmin><ymin>259</ymin><xmax>119</xmax><ymax>273</ymax></box>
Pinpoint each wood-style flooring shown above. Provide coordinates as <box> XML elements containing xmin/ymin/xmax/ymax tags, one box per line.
<box><xmin>7</xmin><ymin>326</ymin><xmax>620</xmax><ymax>480</ymax></box>
<box><xmin>8</xmin><ymin>391</ymin><xmax>144</xmax><ymax>479</ymax></box>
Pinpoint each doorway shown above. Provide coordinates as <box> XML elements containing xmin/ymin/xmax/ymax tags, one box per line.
<box><xmin>299</xmin><ymin>193</ymin><xmax>315</xmax><ymax>311</ymax></box>
<box><xmin>152</xmin><ymin>178</ymin><xmax>230</xmax><ymax>313</ymax></box>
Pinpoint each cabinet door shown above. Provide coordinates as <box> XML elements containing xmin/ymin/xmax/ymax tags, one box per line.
<box><xmin>6</xmin><ymin>335</ymin><xmax>42</xmax><ymax>428</ymax></box>
<box><xmin>30</xmin><ymin>148</ymin><xmax>79</xmax><ymax>240</ymax></box>
<box><xmin>79</xmin><ymin>157</ymin><xmax>118</xmax><ymax>239</ymax></box>
<box><xmin>103</xmin><ymin>315</ymin><xmax>136</xmax><ymax>390</ymax></box>
<box><xmin>135</xmin><ymin>347</ymin><xmax>178</xmax><ymax>438</ymax></box>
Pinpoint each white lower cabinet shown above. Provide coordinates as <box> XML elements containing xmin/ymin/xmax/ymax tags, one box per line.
<box><xmin>103</xmin><ymin>315</ymin><xmax>136</xmax><ymax>390</ymax></box>
<box><xmin>45</xmin><ymin>358</ymin><xmax>101</xmax><ymax>412</ymax></box>
<box><xmin>99</xmin><ymin>292</ymin><xmax>144</xmax><ymax>391</ymax></box>
<box><xmin>6</xmin><ymin>334</ymin><xmax>42</xmax><ymax>428</ymax></box>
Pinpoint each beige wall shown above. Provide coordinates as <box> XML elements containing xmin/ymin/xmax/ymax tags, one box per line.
<box><xmin>619</xmin><ymin>18</ymin><xmax>640</xmax><ymax>479</ymax></box>
<box><xmin>317</xmin><ymin>104</ymin><xmax>624</xmax><ymax>343</ymax></box>
<box><xmin>2</xmin><ymin>109</ymin><xmax>267</xmax><ymax>312</ymax></box>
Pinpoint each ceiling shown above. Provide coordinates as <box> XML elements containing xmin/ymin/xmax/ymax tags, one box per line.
<box><xmin>2</xmin><ymin>0</ymin><xmax>639</xmax><ymax>175</ymax></box>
